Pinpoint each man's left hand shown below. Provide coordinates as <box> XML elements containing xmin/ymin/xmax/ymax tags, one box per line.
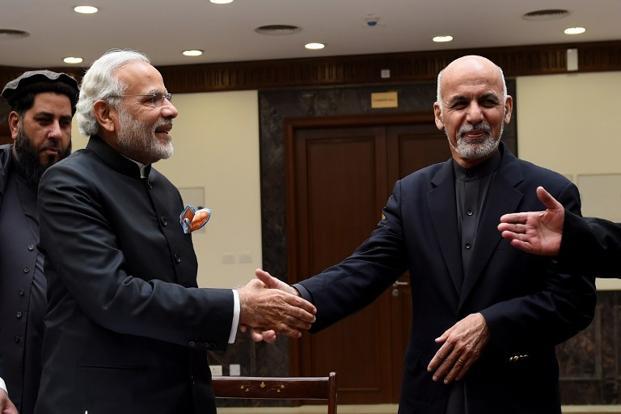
<box><xmin>427</xmin><ymin>313</ymin><xmax>489</xmax><ymax>384</ymax></box>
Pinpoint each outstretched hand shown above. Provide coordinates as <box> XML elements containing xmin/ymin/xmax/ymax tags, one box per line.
<box><xmin>427</xmin><ymin>313</ymin><xmax>489</xmax><ymax>384</ymax></box>
<box><xmin>238</xmin><ymin>269</ymin><xmax>315</xmax><ymax>341</ymax></box>
<box><xmin>497</xmin><ymin>186</ymin><xmax>565</xmax><ymax>256</ymax></box>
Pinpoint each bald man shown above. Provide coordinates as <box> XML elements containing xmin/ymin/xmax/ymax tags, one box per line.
<box><xmin>256</xmin><ymin>55</ymin><xmax>596</xmax><ymax>414</ymax></box>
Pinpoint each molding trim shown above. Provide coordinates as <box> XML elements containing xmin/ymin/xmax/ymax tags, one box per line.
<box><xmin>0</xmin><ymin>41</ymin><xmax>620</xmax><ymax>93</ymax></box>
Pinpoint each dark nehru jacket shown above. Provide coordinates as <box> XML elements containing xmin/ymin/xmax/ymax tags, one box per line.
<box><xmin>35</xmin><ymin>136</ymin><xmax>234</xmax><ymax>414</ymax></box>
<box><xmin>0</xmin><ymin>145</ymin><xmax>46</xmax><ymax>414</ymax></box>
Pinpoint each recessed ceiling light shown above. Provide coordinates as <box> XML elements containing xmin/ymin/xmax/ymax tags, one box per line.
<box><xmin>564</xmin><ymin>26</ymin><xmax>586</xmax><ymax>35</ymax></box>
<box><xmin>432</xmin><ymin>35</ymin><xmax>453</xmax><ymax>43</ymax></box>
<box><xmin>182</xmin><ymin>49</ymin><xmax>204</xmax><ymax>57</ymax></box>
<box><xmin>209</xmin><ymin>0</ymin><xmax>234</xmax><ymax>4</ymax></box>
<box><xmin>73</xmin><ymin>5</ymin><xmax>98</xmax><ymax>14</ymax></box>
<box><xmin>305</xmin><ymin>42</ymin><xmax>325</xmax><ymax>50</ymax></box>
<box><xmin>63</xmin><ymin>56</ymin><xmax>83</xmax><ymax>64</ymax></box>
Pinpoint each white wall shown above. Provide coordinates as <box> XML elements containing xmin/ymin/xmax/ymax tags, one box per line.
<box><xmin>517</xmin><ymin>71</ymin><xmax>621</xmax><ymax>289</ymax></box>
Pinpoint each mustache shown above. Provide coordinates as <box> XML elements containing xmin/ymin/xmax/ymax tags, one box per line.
<box><xmin>457</xmin><ymin>122</ymin><xmax>492</xmax><ymax>140</ymax></box>
<box><xmin>39</xmin><ymin>140</ymin><xmax>61</xmax><ymax>152</ymax></box>
<box><xmin>154</xmin><ymin>118</ymin><xmax>173</xmax><ymax>132</ymax></box>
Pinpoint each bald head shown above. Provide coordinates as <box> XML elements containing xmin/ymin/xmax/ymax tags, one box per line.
<box><xmin>436</xmin><ymin>55</ymin><xmax>507</xmax><ymax>105</ymax></box>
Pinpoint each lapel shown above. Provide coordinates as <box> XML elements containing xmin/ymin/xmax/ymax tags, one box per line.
<box><xmin>458</xmin><ymin>148</ymin><xmax>525</xmax><ymax>308</ymax></box>
<box><xmin>428</xmin><ymin>159</ymin><xmax>463</xmax><ymax>295</ymax></box>
<box><xmin>0</xmin><ymin>145</ymin><xmax>12</xmax><ymax>205</ymax></box>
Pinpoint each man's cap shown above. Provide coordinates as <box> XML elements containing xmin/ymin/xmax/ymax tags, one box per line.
<box><xmin>1</xmin><ymin>70</ymin><xmax>79</xmax><ymax>107</ymax></box>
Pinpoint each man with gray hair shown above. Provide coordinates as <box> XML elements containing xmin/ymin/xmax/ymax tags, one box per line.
<box><xmin>255</xmin><ymin>55</ymin><xmax>595</xmax><ymax>413</ymax></box>
<box><xmin>34</xmin><ymin>49</ymin><xmax>316</xmax><ymax>414</ymax></box>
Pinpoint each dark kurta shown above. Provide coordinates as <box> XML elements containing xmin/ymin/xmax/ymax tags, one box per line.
<box><xmin>35</xmin><ymin>136</ymin><xmax>234</xmax><ymax>414</ymax></box>
<box><xmin>0</xmin><ymin>144</ymin><xmax>46</xmax><ymax>414</ymax></box>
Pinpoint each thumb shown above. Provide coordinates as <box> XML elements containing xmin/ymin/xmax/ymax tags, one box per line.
<box><xmin>536</xmin><ymin>186</ymin><xmax>562</xmax><ymax>211</ymax></box>
<box><xmin>255</xmin><ymin>268</ymin><xmax>280</xmax><ymax>288</ymax></box>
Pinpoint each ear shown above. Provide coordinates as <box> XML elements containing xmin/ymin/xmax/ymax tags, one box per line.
<box><xmin>93</xmin><ymin>100</ymin><xmax>117</xmax><ymax>134</ymax></box>
<box><xmin>503</xmin><ymin>95</ymin><xmax>513</xmax><ymax>124</ymax></box>
<box><xmin>433</xmin><ymin>102</ymin><xmax>444</xmax><ymax>131</ymax></box>
<box><xmin>8</xmin><ymin>111</ymin><xmax>20</xmax><ymax>141</ymax></box>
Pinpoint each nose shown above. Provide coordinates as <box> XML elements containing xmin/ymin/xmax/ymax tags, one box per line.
<box><xmin>161</xmin><ymin>99</ymin><xmax>178</xmax><ymax>119</ymax></box>
<box><xmin>466</xmin><ymin>101</ymin><xmax>483</xmax><ymax>125</ymax></box>
<box><xmin>47</xmin><ymin>120</ymin><xmax>63</xmax><ymax>140</ymax></box>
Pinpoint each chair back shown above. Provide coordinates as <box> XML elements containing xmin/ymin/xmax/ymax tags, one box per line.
<box><xmin>212</xmin><ymin>371</ymin><xmax>337</xmax><ymax>414</ymax></box>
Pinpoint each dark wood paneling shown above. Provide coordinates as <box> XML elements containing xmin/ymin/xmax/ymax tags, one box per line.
<box><xmin>0</xmin><ymin>41</ymin><xmax>619</xmax><ymax>93</ymax></box>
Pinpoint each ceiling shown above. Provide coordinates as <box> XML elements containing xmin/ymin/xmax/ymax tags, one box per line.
<box><xmin>0</xmin><ymin>0</ymin><xmax>620</xmax><ymax>68</ymax></box>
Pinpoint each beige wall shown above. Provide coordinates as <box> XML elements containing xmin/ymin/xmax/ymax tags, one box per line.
<box><xmin>517</xmin><ymin>71</ymin><xmax>621</xmax><ymax>290</ymax></box>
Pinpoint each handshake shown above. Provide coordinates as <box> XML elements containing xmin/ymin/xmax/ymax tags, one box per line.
<box><xmin>237</xmin><ymin>269</ymin><xmax>315</xmax><ymax>343</ymax></box>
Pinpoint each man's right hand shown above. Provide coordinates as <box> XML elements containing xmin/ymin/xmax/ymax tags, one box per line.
<box><xmin>238</xmin><ymin>270</ymin><xmax>316</xmax><ymax>339</ymax></box>
<box><xmin>0</xmin><ymin>389</ymin><xmax>18</xmax><ymax>414</ymax></box>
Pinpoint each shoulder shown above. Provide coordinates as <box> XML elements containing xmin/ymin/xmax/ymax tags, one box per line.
<box><xmin>512</xmin><ymin>156</ymin><xmax>572</xmax><ymax>192</ymax></box>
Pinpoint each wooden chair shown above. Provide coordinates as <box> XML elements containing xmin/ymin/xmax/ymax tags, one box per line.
<box><xmin>212</xmin><ymin>371</ymin><xmax>337</xmax><ymax>414</ymax></box>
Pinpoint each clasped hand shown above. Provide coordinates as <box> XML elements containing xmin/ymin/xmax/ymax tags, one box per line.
<box><xmin>238</xmin><ymin>269</ymin><xmax>315</xmax><ymax>342</ymax></box>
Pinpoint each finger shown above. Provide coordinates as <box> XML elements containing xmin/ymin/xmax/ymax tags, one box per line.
<box><xmin>276</xmin><ymin>323</ymin><xmax>303</xmax><ymax>339</ymax></box>
<box><xmin>536</xmin><ymin>186</ymin><xmax>562</xmax><ymax>210</ymax></box>
<box><xmin>443</xmin><ymin>356</ymin><xmax>466</xmax><ymax>384</ymax></box>
<box><xmin>281</xmin><ymin>293</ymin><xmax>317</xmax><ymax>316</ymax></box>
<box><xmin>509</xmin><ymin>238</ymin><xmax>535</xmax><ymax>253</ymax></box>
<box><xmin>455</xmin><ymin>356</ymin><xmax>477</xmax><ymax>381</ymax></box>
<box><xmin>499</xmin><ymin>212</ymin><xmax>527</xmax><ymax>224</ymax></box>
<box><xmin>427</xmin><ymin>341</ymin><xmax>452</xmax><ymax>372</ymax></box>
<box><xmin>255</xmin><ymin>268</ymin><xmax>280</xmax><ymax>287</ymax></box>
<box><xmin>431</xmin><ymin>348</ymin><xmax>460</xmax><ymax>382</ymax></box>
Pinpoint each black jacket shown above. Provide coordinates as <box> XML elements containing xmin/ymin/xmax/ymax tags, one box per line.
<box><xmin>297</xmin><ymin>145</ymin><xmax>596</xmax><ymax>414</ymax></box>
<box><xmin>35</xmin><ymin>136</ymin><xmax>234</xmax><ymax>414</ymax></box>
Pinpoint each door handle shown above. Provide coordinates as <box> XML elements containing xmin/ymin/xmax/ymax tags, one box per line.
<box><xmin>392</xmin><ymin>280</ymin><xmax>409</xmax><ymax>297</ymax></box>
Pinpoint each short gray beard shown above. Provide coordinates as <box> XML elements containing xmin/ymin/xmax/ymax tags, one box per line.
<box><xmin>447</xmin><ymin>120</ymin><xmax>502</xmax><ymax>160</ymax></box>
<box><xmin>116</xmin><ymin>107</ymin><xmax>174</xmax><ymax>163</ymax></box>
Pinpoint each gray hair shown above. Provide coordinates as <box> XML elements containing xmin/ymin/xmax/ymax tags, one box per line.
<box><xmin>76</xmin><ymin>49</ymin><xmax>150</xmax><ymax>136</ymax></box>
<box><xmin>435</xmin><ymin>62</ymin><xmax>508</xmax><ymax>107</ymax></box>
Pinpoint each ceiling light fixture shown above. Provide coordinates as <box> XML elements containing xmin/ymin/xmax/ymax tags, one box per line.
<box><xmin>182</xmin><ymin>49</ymin><xmax>204</xmax><ymax>57</ymax></box>
<box><xmin>305</xmin><ymin>42</ymin><xmax>325</xmax><ymax>50</ymax></box>
<box><xmin>73</xmin><ymin>5</ymin><xmax>98</xmax><ymax>14</ymax></box>
<box><xmin>564</xmin><ymin>26</ymin><xmax>586</xmax><ymax>35</ymax></box>
<box><xmin>432</xmin><ymin>35</ymin><xmax>453</xmax><ymax>43</ymax></box>
<box><xmin>209</xmin><ymin>0</ymin><xmax>234</xmax><ymax>4</ymax></box>
<box><xmin>63</xmin><ymin>56</ymin><xmax>83</xmax><ymax>64</ymax></box>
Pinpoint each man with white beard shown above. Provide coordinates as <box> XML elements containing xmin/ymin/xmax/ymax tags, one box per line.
<box><xmin>255</xmin><ymin>55</ymin><xmax>595</xmax><ymax>413</ymax></box>
<box><xmin>34</xmin><ymin>50</ymin><xmax>316</xmax><ymax>414</ymax></box>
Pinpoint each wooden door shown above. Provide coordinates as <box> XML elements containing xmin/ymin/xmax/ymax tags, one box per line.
<box><xmin>286</xmin><ymin>115</ymin><xmax>450</xmax><ymax>403</ymax></box>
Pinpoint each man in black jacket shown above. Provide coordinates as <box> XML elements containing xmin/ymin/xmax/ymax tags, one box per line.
<box><xmin>35</xmin><ymin>49</ymin><xmax>315</xmax><ymax>414</ymax></box>
<box><xmin>0</xmin><ymin>70</ymin><xmax>79</xmax><ymax>414</ymax></box>
<box><xmin>498</xmin><ymin>186</ymin><xmax>621</xmax><ymax>275</ymax></box>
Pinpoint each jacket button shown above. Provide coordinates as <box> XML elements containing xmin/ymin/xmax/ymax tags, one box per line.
<box><xmin>14</xmin><ymin>336</ymin><xmax>21</xmax><ymax>344</ymax></box>
<box><xmin>188</xmin><ymin>341</ymin><xmax>196</xmax><ymax>348</ymax></box>
<box><xmin>27</xmin><ymin>244</ymin><xmax>35</xmax><ymax>251</ymax></box>
<box><xmin>16</xmin><ymin>311</ymin><xmax>23</xmax><ymax>319</ymax></box>
<box><xmin>18</xmin><ymin>289</ymin><xmax>25</xmax><ymax>296</ymax></box>
<box><xmin>23</xmin><ymin>266</ymin><xmax>30</xmax><ymax>273</ymax></box>
<box><xmin>160</xmin><ymin>216</ymin><xmax>168</xmax><ymax>226</ymax></box>
<box><xmin>464</xmin><ymin>242</ymin><xmax>472</xmax><ymax>250</ymax></box>
<box><xmin>174</xmin><ymin>254</ymin><xmax>182</xmax><ymax>264</ymax></box>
